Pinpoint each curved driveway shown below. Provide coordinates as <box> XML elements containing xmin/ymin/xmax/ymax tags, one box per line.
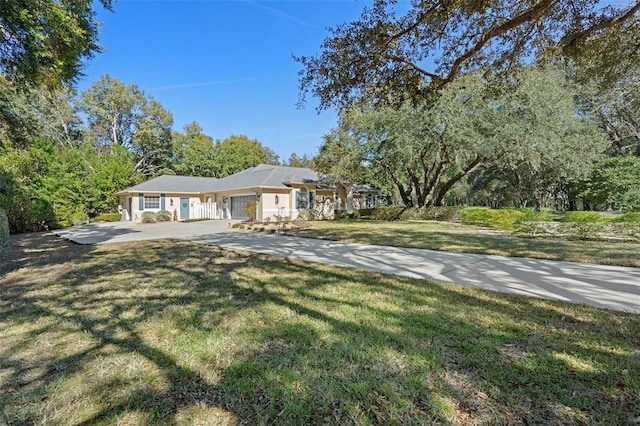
<box><xmin>53</xmin><ymin>221</ymin><xmax>640</xmax><ymax>314</ymax></box>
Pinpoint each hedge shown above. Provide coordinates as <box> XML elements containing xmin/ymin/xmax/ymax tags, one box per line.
<box><xmin>96</xmin><ymin>213</ymin><xmax>122</xmax><ymax>222</ymax></box>
<box><xmin>0</xmin><ymin>209</ymin><xmax>9</xmax><ymax>254</ymax></box>
<box><xmin>156</xmin><ymin>210</ymin><xmax>172</xmax><ymax>222</ymax></box>
<box><xmin>357</xmin><ymin>207</ymin><xmax>459</xmax><ymax>221</ymax></box>
<box><xmin>141</xmin><ymin>211</ymin><xmax>157</xmax><ymax>223</ymax></box>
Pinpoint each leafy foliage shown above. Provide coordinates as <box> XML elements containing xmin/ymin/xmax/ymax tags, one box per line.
<box><xmin>96</xmin><ymin>213</ymin><xmax>121</xmax><ymax>222</ymax></box>
<box><xmin>0</xmin><ymin>0</ymin><xmax>112</xmax><ymax>86</ymax></box>
<box><xmin>0</xmin><ymin>209</ymin><xmax>8</xmax><ymax>252</ymax></box>
<box><xmin>156</xmin><ymin>210</ymin><xmax>172</xmax><ymax>222</ymax></box>
<box><xmin>579</xmin><ymin>156</ymin><xmax>640</xmax><ymax>211</ymax></box>
<box><xmin>171</xmin><ymin>122</ymin><xmax>217</xmax><ymax>176</ymax></box>
<box><xmin>320</xmin><ymin>67</ymin><xmax>605</xmax><ymax>208</ymax></box>
<box><xmin>141</xmin><ymin>211</ymin><xmax>157</xmax><ymax>223</ymax></box>
<box><xmin>296</xmin><ymin>0</ymin><xmax>640</xmax><ymax>110</ymax></box>
<box><xmin>77</xmin><ymin>74</ymin><xmax>174</xmax><ymax>175</ymax></box>
<box><xmin>212</xmin><ymin>135</ymin><xmax>279</xmax><ymax>178</ymax></box>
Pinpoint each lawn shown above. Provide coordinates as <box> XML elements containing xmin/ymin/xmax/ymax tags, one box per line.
<box><xmin>286</xmin><ymin>220</ymin><xmax>640</xmax><ymax>267</ymax></box>
<box><xmin>0</xmin><ymin>233</ymin><xmax>638</xmax><ymax>425</ymax></box>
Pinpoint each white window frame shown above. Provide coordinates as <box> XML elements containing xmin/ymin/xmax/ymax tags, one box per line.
<box><xmin>144</xmin><ymin>195</ymin><xmax>160</xmax><ymax>210</ymax></box>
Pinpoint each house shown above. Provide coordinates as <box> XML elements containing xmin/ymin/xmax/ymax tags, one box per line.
<box><xmin>116</xmin><ymin>164</ymin><xmax>381</xmax><ymax>222</ymax></box>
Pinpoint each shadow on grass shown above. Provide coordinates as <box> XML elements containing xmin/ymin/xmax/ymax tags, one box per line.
<box><xmin>288</xmin><ymin>221</ymin><xmax>640</xmax><ymax>267</ymax></box>
<box><xmin>0</xmin><ymin>233</ymin><xmax>638</xmax><ymax>425</ymax></box>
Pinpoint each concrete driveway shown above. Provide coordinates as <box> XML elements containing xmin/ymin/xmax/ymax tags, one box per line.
<box><xmin>53</xmin><ymin>221</ymin><xmax>640</xmax><ymax>314</ymax></box>
<box><xmin>52</xmin><ymin>219</ymin><xmax>240</xmax><ymax>244</ymax></box>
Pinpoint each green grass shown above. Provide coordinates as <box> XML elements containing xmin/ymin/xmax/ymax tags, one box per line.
<box><xmin>0</xmin><ymin>233</ymin><xmax>638</xmax><ymax>425</ymax></box>
<box><xmin>286</xmin><ymin>220</ymin><xmax>640</xmax><ymax>267</ymax></box>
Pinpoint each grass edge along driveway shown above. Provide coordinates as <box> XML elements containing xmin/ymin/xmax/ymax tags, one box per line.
<box><xmin>1</xmin><ymin>233</ymin><xmax>638</xmax><ymax>425</ymax></box>
<box><xmin>286</xmin><ymin>220</ymin><xmax>640</xmax><ymax>268</ymax></box>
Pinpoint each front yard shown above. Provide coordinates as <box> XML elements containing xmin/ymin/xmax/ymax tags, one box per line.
<box><xmin>1</xmin><ymin>233</ymin><xmax>638</xmax><ymax>425</ymax></box>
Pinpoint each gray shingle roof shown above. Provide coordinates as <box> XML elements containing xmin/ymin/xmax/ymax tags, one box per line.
<box><xmin>212</xmin><ymin>164</ymin><xmax>322</xmax><ymax>191</ymax></box>
<box><xmin>117</xmin><ymin>175</ymin><xmax>218</xmax><ymax>194</ymax></box>
<box><xmin>116</xmin><ymin>165</ymin><xmax>324</xmax><ymax>194</ymax></box>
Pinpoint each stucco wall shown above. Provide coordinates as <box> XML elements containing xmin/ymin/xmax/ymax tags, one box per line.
<box><xmin>122</xmin><ymin>193</ymin><xmax>207</xmax><ymax>222</ymax></box>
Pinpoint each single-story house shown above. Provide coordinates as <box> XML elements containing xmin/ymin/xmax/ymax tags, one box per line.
<box><xmin>116</xmin><ymin>164</ymin><xmax>381</xmax><ymax>222</ymax></box>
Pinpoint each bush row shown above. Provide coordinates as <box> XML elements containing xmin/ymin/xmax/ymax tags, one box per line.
<box><xmin>141</xmin><ymin>210</ymin><xmax>173</xmax><ymax>223</ymax></box>
<box><xmin>357</xmin><ymin>207</ymin><xmax>459</xmax><ymax>222</ymax></box>
<box><xmin>353</xmin><ymin>206</ymin><xmax>639</xmax><ymax>231</ymax></box>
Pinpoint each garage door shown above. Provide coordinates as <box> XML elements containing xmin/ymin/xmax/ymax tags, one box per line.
<box><xmin>230</xmin><ymin>195</ymin><xmax>257</xmax><ymax>219</ymax></box>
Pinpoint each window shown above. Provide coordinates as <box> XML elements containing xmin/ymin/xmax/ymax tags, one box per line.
<box><xmin>365</xmin><ymin>194</ymin><xmax>377</xmax><ymax>209</ymax></box>
<box><xmin>144</xmin><ymin>195</ymin><xmax>160</xmax><ymax>209</ymax></box>
<box><xmin>295</xmin><ymin>187</ymin><xmax>314</xmax><ymax>210</ymax></box>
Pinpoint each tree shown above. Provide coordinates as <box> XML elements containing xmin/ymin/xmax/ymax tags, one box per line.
<box><xmin>0</xmin><ymin>0</ymin><xmax>112</xmax><ymax>86</ymax></box>
<box><xmin>171</xmin><ymin>122</ymin><xmax>218</xmax><ymax>176</ymax></box>
<box><xmin>282</xmin><ymin>153</ymin><xmax>316</xmax><ymax>169</ymax></box>
<box><xmin>586</xmin><ymin>71</ymin><xmax>640</xmax><ymax>156</ymax></box>
<box><xmin>296</xmin><ymin>0</ymin><xmax>640</xmax><ymax>110</ymax></box>
<box><xmin>579</xmin><ymin>156</ymin><xmax>640</xmax><ymax>211</ymax></box>
<box><xmin>213</xmin><ymin>135</ymin><xmax>279</xmax><ymax>177</ymax></box>
<box><xmin>318</xmin><ymin>66</ymin><xmax>606</xmax><ymax>207</ymax></box>
<box><xmin>78</xmin><ymin>74</ymin><xmax>174</xmax><ymax>175</ymax></box>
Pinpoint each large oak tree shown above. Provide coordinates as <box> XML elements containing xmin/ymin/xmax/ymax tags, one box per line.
<box><xmin>296</xmin><ymin>0</ymin><xmax>640</xmax><ymax>110</ymax></box>
<box><xmin>318</xmin><ymin>67</ymin><xmax>607</xmax><ymax>207</ymax></box>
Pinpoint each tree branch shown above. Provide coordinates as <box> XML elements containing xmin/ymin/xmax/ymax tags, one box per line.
<box><xmin>562</xmin><ymin>1</ymin><xmax>640</xmax><ymax>54</ymax></box>
<box><xmin>444</xmin><ymin>0</ymin><xmax>556</xmax><ymax>84</ymax></box>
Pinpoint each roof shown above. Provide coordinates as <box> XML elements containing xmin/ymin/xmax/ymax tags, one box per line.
<box><xmin>116</xmin><ymin>165</ymin><xmax>382</xmax><ymax>195</ymax></box>
<box><xmin>117</xmin><ymin>175</ymin><xmax>218</xmax><ymax>194</ymax></box>
<box><xmin>353</xmin><ymin>184</ymin><xmax>382</xmax><ymax>194</ymax></box>
<box><xmin>212</xmin><ymin>164</ymin><xmax>322</xmax><ymax>191</ymax></box>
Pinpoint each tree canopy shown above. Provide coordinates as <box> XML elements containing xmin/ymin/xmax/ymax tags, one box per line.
<box><xmin>296</xmin><ymin>0</ymin><xmax>640</xmax><ymax>110</ymax></box>
<box><xmin>77</xmin><ymin>74</ymin><xmax>174</xmax><ymax>175</ymax></box>
<box><xmin>0</xmin><ymin>0</ymin><xmax>112</xmax><ymax>86</ymax></box>
<box><xmin>317</xmin><ymin>66</ymin><xmax>607</xmax><ymax>207</ymax></box>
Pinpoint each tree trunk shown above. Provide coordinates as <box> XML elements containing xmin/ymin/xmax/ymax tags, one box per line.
<box><xmin>433</xmin><ymin>156</ymin><xmax>483</xmax><ymax>206</ymax></box>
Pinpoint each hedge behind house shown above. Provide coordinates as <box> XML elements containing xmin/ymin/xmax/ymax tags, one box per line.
<box><xmin>0</xmin><ymin>209</ymin><xmax>9</xmax><ymax>254</ymax></box>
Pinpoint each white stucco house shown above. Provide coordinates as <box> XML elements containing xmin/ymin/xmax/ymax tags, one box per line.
<box><xmin>116</xmin><ymin>164</ymin><xmax>380</xmax><ymax>222</ymax></box>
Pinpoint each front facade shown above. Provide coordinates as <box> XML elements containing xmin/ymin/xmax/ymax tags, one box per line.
<box><xmin>117</xmin><ymin>164</ymin><xmax>380</xmax><ymax>223</ymax></box>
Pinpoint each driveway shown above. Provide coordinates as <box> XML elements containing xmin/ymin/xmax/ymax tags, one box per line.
<box><xmin>53</xmin><ymin>221</ymin><xmax>640</xmax><ymax>314</ymax></box>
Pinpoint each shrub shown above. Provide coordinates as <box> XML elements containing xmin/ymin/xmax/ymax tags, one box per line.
<box><xmin>297</xmin><ymin>209</ymin><xmax>318</xmax><ymax>221</ymax></box>
<box><xmin>156</xmin><ymin>210</ymin><xmax>172</xmax><ymax>222</ymax></box>
<box><xmin>96</xmin><ymin>213</ymin><xmax>122</xmax><ymax>222</ymax></box>
<box><xmin>559</xmin><ymin>211</ymin><xmax>608</xmax><ymax>223</ymax></box>
<box><xmin>245</xmin><ymin>201</ymin><xmax>256</xmax><ymax>222</ymax></box>
<box><xmin>359</xmin><ymin>207</ymin><xmax>405</xmax><ymax>221</ymax></box>
<box><xmin>141</xmin><ymin>211</ymin><xmax>157</xmax><ymax>223</ymax></box>
<box><xmin>614</xmin><ymin>213</ymin><xmax>640</xmax><ymax>223</ymax></box>
<box><xmin>359</xmin><ymin>207</ymin><xmax>459</xmax><ymax>221</ymax></box>
<box><xmin>0</xmin><ymin>209</ymin><xmax>9</xmax><ymax>254</ymax></box>
<box><xmin>458</xmin><ymin>207</ymin><xmax>525</xmax><ymax>232</ymax></box>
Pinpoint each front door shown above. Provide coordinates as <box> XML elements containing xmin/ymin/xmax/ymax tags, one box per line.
<box><xmin>180</xmin><ymin>198</ymin><xmax>189</xmax><ymax>220</ymax></box>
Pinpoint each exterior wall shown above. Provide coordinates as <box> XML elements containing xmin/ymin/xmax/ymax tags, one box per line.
<box><xmin>259</xmin><ymin>189</ymin><xmax>292</xmax><ymax>222</ymax></box>
<box><xmin>123</xmin><ymin>193</ymin><xmax>207</xmax><ymax>222</ymax></box>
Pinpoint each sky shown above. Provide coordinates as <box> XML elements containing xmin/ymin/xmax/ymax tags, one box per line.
<box><xmin>77</xmin><ymin>0</ymin><xmax>376</xmax><ymax>162</ymax></box>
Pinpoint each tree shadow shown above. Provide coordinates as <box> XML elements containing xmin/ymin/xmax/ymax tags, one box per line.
<box><xmin>0</xmin><ymin>234</ymin><xmax>638</xmax><ymax>425</ymax></box>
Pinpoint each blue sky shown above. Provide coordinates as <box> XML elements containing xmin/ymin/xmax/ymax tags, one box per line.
<box><xmin>78</xmin><ymin>0</ymin><xmax>374</xmax><ymax>162</ymax></box>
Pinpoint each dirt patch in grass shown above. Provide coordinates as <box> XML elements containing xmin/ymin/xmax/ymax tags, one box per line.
<box><xmin>1</xmin><ymin>232</ymin><xmax>639</xmax><ymax>425</ymax></box>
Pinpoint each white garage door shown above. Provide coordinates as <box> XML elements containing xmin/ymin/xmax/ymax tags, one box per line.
<box><xmin>230</xmin><ymin>195</ymin><xmax>257</xmax><ymax>219</ymax></box>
